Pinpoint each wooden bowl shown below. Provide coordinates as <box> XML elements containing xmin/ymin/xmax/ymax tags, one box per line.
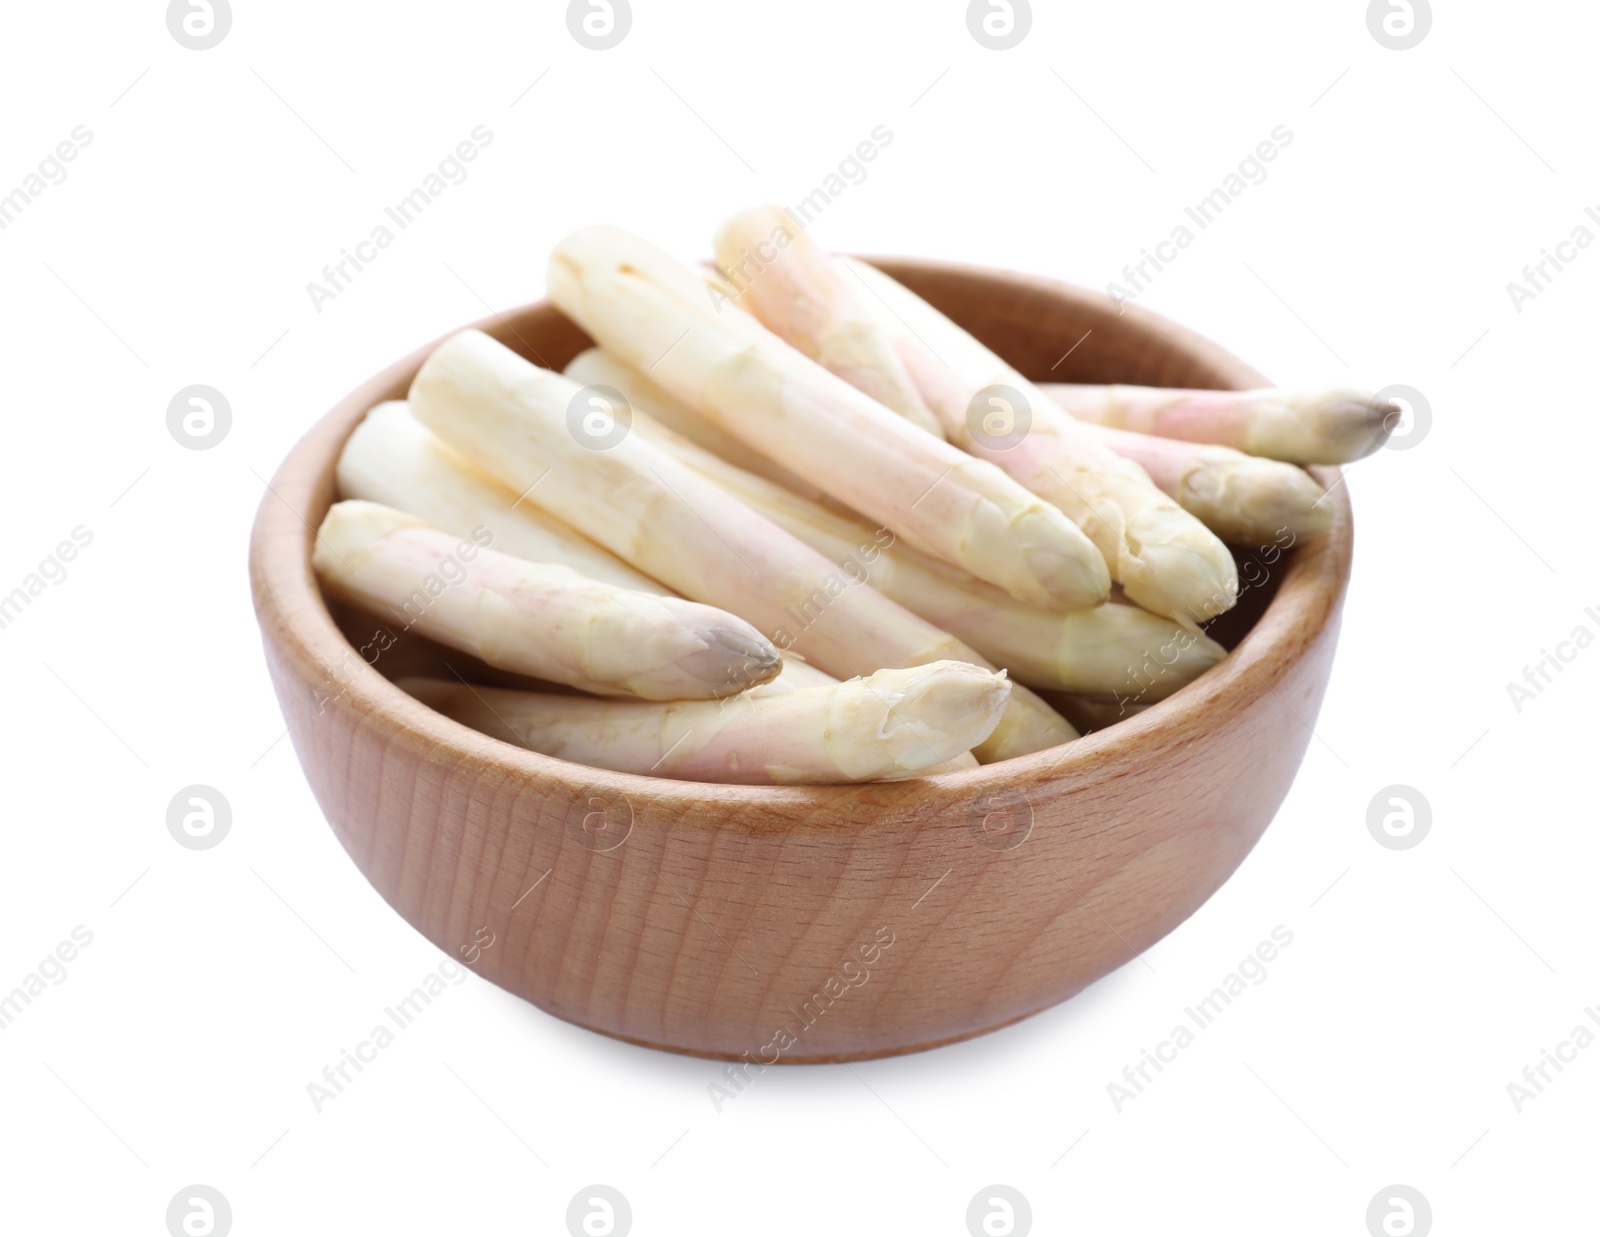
<box><xmin>249</xmin><ymin>260</ymin><xmax>1352</xmax><ymax>1062</ymax></box>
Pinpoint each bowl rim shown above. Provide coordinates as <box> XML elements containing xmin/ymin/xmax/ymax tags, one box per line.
<box><xmin>249</xmin><ymin>256</ymin><xmax>1352</xmax><ymax>815</ymax></box>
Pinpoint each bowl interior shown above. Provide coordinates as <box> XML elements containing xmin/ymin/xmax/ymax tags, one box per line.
<box><xmin>317</xmin><ymin>260</ymin><xmax>1287</xmax><ymax>743</ymax></box>
<box><xmin>293</xmin><ymin>259</ymin><xmax>1307</xmax><ymax>803</ymax></box>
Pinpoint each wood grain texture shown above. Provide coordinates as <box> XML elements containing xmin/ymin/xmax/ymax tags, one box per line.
<box><xmin>249</xmin><ymin>259</ymin><xmax>1353</xmax><ymax>1062</ymax></box>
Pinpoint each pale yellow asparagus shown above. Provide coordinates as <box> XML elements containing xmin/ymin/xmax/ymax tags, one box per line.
<box><xmin>1039</xmin><ymin>382</ymin><xmax>1396</xmax><ymax>465</ymax></box>
<box><xmin>1080</xmin><ymin>422</ymin><xmax>1331</xmax><ymax>543</ymax></box>
<box><xmin>672</xmin><ymin>433</ymin><xmax>1226</xmax><ymax>698</ymax></box>
<box><xmin>840</xmin><ymin>256</ymin><xmax>1238</xmax><ymax>628</ymax></box>
<box><xmin>754</xmin><ymin>658</ymin><xmax>837</xmax><ymax>691</ymax></box>
<box><xmin>313</xmin><ymin>500</ymin><xmax>780</xmax><ymax>699</ymax></box>
<box><xmin>406</xmin><ymin>330</ymin><xmax>1077</xmax><ymax>760</ymax></box>
<box><xmin>884</xmin><ymin>752</ymin><xmax>980</xmax><ymax>778</ymax></box>
<box><xmin>546</xmin><ymin>226</ymin><xmax>1109</xmax><ymax>611</ymax></box>
<box><xmin>400</xmin><ymin>661</ymin><xmax>1009</xmax><ymax>784</ymax></box>
<box><xmin>590</xmin><ymin>348</ymin><xmax>1224</xmax><ymax>699</ymax></box>
<box><xmin>711</xmin><ymin>205</ymin><xmax>944</xmax><ymax>437</ymax></box>
<box><xmin>729</xmin><ymin>655</ymin><xmax>975</xmax><ymax>767</ymax></box>
<box><xmin>693</xmin><ymin>257</ymin><xmax>1328</xmax><ymax>545</ymax></box>
<box><xmin>562</xmin><ymin>350</ymin><xmax>831</xmax><ymax>503</ymax></box>
<box><xmin>340</xmin><ymin>400</ymin><xmax>832</xmax><ymax>695</ymax></box>
<box><xmin>337</xmin><ymin>401</ymin><xmax>664</xmax><ymax>592</ymax></box>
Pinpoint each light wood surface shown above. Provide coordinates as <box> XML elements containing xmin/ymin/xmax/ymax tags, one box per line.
<box><xmin>248</xmin><ymin>259</ymin><xmax>1353</xmax><ymax>1062</ymax></box>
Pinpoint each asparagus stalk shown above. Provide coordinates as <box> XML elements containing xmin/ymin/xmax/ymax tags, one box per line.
<box><xmin>839</xmin><ymin>256</ymin><xmax>1239</xmax><ymax>629</ymax></box>
<box><xmin>691</xmin><ymin>251</ymin><xmax>1324</xmax><ymax>545</ymax></box>
<box><xmin>671</xmin><ymin>430</ymin><xmax>1227</xmax><ymax>699</ymax></box>
<box><xmin>1038</xmin><ymin>383</ymin><xmax>1395</xmax><ymax>465</ymax></box>
<box><xmin>1082</xmin><ymin>422</ymin><xmax>1331</xmax><ymax>543</ymax></box>
<box><xmin>338</xmin><ymin>401</ymin><xmax>665</xmax><ymax>593</ymax></box>
<box><xmin>313</xmin><ymin>500</ymin><xmax>781</xmax><ymax>700</ymax></box>
<box><xmin>710</xmin><ymin>205</ymin><xmax>945</xmax><ymax>437</ymax></box>
<box><xmin>583</xmin><ymin>347</ymin><xmax>1224</xmax><ymax>699</ymax></box>
<box><xmin>401</xmin><ymin>661</ymin><xmax>1010</xmax><ymax>784</ymax></box>
<box><xmin>340</xmin><ymin>400</ymin><xmax>836</xmax><ymax>697</ymax></box>
<box><xmin>884</xmin><ymin>752</ymin><xmax>980</xmax><ymax>777</ymax></box>
<box><xmin>545</xmin><ymin>226</ymin><xmax>1110</xmax><ymax>612</ymax></box>
<box><xmin>406</xmin><ymin>330</ymin><xmax>1078</xmax><ymax>760</ymax></box>
<box><xmin>562</xmin><ymin>350</ymin><xmax>830</xmax><ymax>504</ymax></box>
<box><xmin>755</xmin><ymin>658</ymin><xmax>837</xmax><ymax>691</ymax></box>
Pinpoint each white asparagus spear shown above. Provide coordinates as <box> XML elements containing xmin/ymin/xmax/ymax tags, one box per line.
<box><xmin>682</xmin><ymin>262</ymin><xmax>1328</xmax><ymax>546</ymax></box>
<box><xmin>883</xmin><ymin>751</ymin><xmax>980</xmax><ymax>777</ymax></box>
<box><xmin>711</xmin><ymin>205</ymin><xmax>945</xmax><ymax>437</ymax></box>
<box><xmin>753</xmin><ymin>658</ymin><xmax>837</xmax><ymax>691</ymax></box>
<box><xmin>546</xmin><ymin>226</ymin><xmax>1109</xmax><ymax>611</ymax></box>
<box><xmin>1038</xmin><ymin>383</ymin><xmax>1396</xmax><ymax>465</ymax></box>
<box><xmin>666</xmin><ymin>428</ymin><xmax>1228</xmax><ymax>698</ymax></box>
<box><xmin>407</xmin><ymin>330</ymin><xmax>1078</xmax><ymax>760</ymax></box>
<box><xmin>400</xmin><ymin>662</ymin><xmax>1009</xmax><ymax>784</ymax></box>
<box><xmin>340</xmin><ymin>399</ymin><xmax>835</xmax><ymax>696</ymax></box>
<box><xmin>338</xmin><ymin>401</ymin><xmax>665</xmax><ymax>592</ymax></box>
<box><xmin>585</xmin><ymin>348</ymin><xmax>1225</xmax><ymax>699</ymax></box>
<box><xmin>1079</xmin><ymin>422</ymin><xmax>1331</xmax><ymax>543</ymax></box>
<box><xmin>313</xmin><ymin>500</ymin><xmax>780</xmax><ymax>699</ymax></box>
<box><xmin>562</xmin><ymin>350</ymin><xmax>831</xmax><ymax>503</ymax></box>
<box><xmin>839</xmin><ymin>256</ymin><xmax>1239</xmax><ymax>628</ymax></box>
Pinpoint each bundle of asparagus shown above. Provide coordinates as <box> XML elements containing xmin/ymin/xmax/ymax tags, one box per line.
<box><xmin>546</xmin><ymin>225</ymin><xmax>1112</xmax><ymax>613</ymax></box>
<box><xmin>309</xmin><ymin>208</ymin><xmax>1376</xmax><ymax>787</ymax></box>
<box><xmin>563</xmin><ymin>349</ymin><xmax>1227</xmax><ymax>698</ymax></box>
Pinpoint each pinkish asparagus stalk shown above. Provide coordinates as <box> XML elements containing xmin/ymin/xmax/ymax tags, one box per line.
<box><xmin>313</xmin><ymin>500</ymin><xmax>781</xmax><ymax>699</ymax></box>
<box><xmin>562</xmin><ymin>351</ymin><xmax>831</xmax><ymax>504</ymax></box>
<box><xmin>711</xmin><ymin>205</ymin><xmax>945</xmax><ymax>437</ymax></box>
<box><xmin>406</xmin><ymin>330</ymin><xmax>1077</xmax><ymax>760</ymax></box>
<box><xmin>575</xmin><ymin>347</ymin><xmax>1225</xmax><ymax>699</ymax></box>
<box><xmin>338</xmin><ymin>401</ymin><xmax>666</xmax><ymax>592</ymax></box>
<box><xmin>1082</xmin><ymin>422</ymin><xmax>1331</xmax><ymax>543</ymax></box>
<box><xmin>839</xmin><ymin>256</ymin><xmax>1239</xmax><ymax>629</ymax></box>
<box><xmin>401</xmin><ymin>661</ymin><xmax>1009</xmax><ymax>784</ymax></box>
<box><xmin>545</xmin><ymin>226</ymin><xmax>1110</xmax><ymax>612</ymax></box>
<box><xmin>1038</xmin><ymin>383</ymin><xmax>1395</xmax><ymax>465</ymax></box>
<box><xmin>340</xmin><ymin>400</ymin><xmax>836</xmax><ymax>696</ymax></box>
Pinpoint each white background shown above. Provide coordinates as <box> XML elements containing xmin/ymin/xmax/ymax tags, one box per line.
<box><xmin>1</xmin><ymin>1</ymin><xmax>1594</xmax><ymax>1233</ymax></box>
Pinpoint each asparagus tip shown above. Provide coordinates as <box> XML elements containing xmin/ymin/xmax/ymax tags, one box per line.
<box><xmin>1363</xmin><ymin>395</ymin><xmax>1402</xmax><ymax>454</ymax></box>
<box><xmin>683</xmin><ymin>626</ymin><xmax>783</xmax><ymax>695</ymax></box>
<box><xmin>1287</xmin><ymin>388</ymin><xmax>1396</xmax><ymax>462</ymax></box>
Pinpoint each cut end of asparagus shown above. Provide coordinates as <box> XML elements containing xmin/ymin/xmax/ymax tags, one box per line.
<box><xmin>312</xmin><ymin>499</ymin><xmax>424</xmax><ymax>582</ymax></box>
